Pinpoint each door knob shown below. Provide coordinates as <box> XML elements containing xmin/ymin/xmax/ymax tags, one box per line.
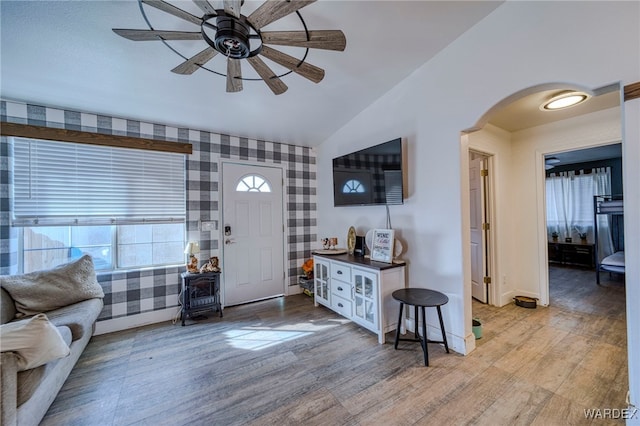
<box><xmin>225</xmin><ymin>239</ymin><xmax>235</xmax><ymax>245</ymax></box>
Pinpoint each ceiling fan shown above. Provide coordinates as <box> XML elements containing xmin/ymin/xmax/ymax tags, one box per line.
<box><xmin>113</xmin><ymin>0</ymin><xmax>346</xmax><ymax>95</ymax></box>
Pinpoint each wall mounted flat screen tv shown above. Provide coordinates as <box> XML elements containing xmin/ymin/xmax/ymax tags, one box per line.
<box><xmin>333</xmin><ymin>138</ymin><xmax>404</xmax><ymax>206</ymax></box>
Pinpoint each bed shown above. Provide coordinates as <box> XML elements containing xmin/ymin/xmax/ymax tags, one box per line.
<box><xmin>594</xmin><ymin>195</ymin><xmax>625</xmax><ymax>285</ymax></box>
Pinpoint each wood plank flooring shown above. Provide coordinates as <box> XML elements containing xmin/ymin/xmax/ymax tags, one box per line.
<box><xmin>41</xmin><ymin>265</ymin><xmax>628</xmax><ymax>425</ymax></box>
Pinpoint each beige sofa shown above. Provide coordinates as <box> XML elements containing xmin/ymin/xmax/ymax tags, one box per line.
<box><xmin>0</xmin><ymin>255</ymin><xmax>104</xmax><ymax>426</ymax></box>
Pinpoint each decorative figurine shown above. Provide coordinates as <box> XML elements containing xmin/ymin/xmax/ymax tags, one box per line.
<box><xmin>322</xmin><ymin>238</ymin><xmax>329</xmax><ymax>249</ymax></box>
<box><xmin>200</xmin><ymin>256</ymin><xmax>221</xmax><ymax>273</ymax></box>
<box><xmin>187</xmin><ymin>255</ymin><xmax>199</xmax><ymax>274</ymax></box>
<box><xmin>329</xmin><ymin>237</ymin><xmax>338</xmax><ymax>249</ymax></box>
<box><xmin>184</xmin><ymin>241</ymin><xmax>200</xmax><ymax>273</ymax></box>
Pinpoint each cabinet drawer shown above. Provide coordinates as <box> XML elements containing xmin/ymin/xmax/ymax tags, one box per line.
<box><xmin>574</xmin><ymin>247</ymin><xmax>592</xmax><ymax>255</ymax></box>
<box><xmin>331</xmin><ymin>263</ymin><xmax>351</xmax><ymax>281</ymax></box>
<box><xmin>332</xmin><ymin>281</ymin><xmax>352</xmax><ymax>299</ymax></box>
<box><xmin>331</xmin><ymin>294</ymin><xmax>352</xmax><ymax>317</ymax></box>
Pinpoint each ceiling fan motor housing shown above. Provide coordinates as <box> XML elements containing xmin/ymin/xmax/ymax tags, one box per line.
<box><xmin>214</xmin><ymin>15</ymin><xmax>251</xmax><ymax>59</ymax></box>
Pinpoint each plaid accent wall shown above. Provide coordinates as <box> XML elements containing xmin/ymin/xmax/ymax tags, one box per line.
<box><xmin>0</xmin><ymin>99</ymin><xmax>317</xmax><ymax>321</ymax></box>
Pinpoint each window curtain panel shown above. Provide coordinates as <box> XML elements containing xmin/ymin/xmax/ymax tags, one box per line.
<box><xmin>546</xmin><ymin>167</ymin><xmax>614</xmax><ymax>260</ymax></box>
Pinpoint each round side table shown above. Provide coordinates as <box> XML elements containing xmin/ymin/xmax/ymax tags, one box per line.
<box><xmin>392</xmin><ymin>288</ymin><xmax>450</xmax><ymax>366</ymax></box>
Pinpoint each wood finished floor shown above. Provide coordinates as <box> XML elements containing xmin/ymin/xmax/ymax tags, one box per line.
<box><xmin>42</xmin><ymin>265</ymin><xmax>627</xmax><ymax>425</ymax></box>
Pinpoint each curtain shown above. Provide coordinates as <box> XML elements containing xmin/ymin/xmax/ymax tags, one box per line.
<box><xmin>546</xmin><ymin>167</ymin><xmax>614</xmax><ymax>259</ymax></box>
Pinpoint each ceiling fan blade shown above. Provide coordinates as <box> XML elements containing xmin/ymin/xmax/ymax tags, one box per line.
<box><xmin>141</xmin><ymin>0</ymin><xmax>202</xmax><ymax>26</ymax></box>
<box><xmin>247</xmin><ymin>0</ymin><xmax>316</xmax><ymax>30</ymax></box>
<box><xmin>227</xmin><ymin>58</ymin><xmax>243</xmax><ymax>93</ymax></box>
<box><xmin>223</xmin><ymin>0</ymin><xmax>242</xmax><ymax>18</ymax></box>
<box><xmin>193</xmin><ymin>0</ymin><xmax>217</xmax><ymax>16</ymax></box>
<box><xmin>113</xmin><ymin>29</ymin><xmax>203</xmax><ymax>41</ymax></box>
<box><xmin>246</xmin><ymin>56</ymin><xmax>288</xmax><ymax>95</ymax></box>
<box><xmin>261</xmin><ymin>30</ymin><xmax>346</xmax><ymax>51</ymax></box>
<box><xmin>172</xmin><ymin>47</ymin><xmax>219</xmax><ymax>74</ymax></box>
<box><xmin>259</xmin><ymin>45</ymin><xmax>324</xmax><ymax>83</ymax></box>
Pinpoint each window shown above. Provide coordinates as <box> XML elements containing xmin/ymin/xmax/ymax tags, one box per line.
<box><xmin>546</xmin><ymin>167</ymin><xmax>612</xmax><ymax>255</ymax></box>
<box><xmin>13</xmin><ymin>138</ymin><xmax>186</xmax><ymax>273</ymax></box>
<box><xmin>236</xmin><ymin>174</ymin><xmax>271</xmax><ymax>192</ymax></box>
<box><xmin>342</xmin><ymin>179</ymin><xmax>365</xmax><ymax>193</ymax></box>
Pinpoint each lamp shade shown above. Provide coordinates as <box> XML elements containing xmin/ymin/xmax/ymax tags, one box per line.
<box><xmin>184</xmin><ymin>241</ymin><xmax>200</xmax><ymax>255</ymax></box>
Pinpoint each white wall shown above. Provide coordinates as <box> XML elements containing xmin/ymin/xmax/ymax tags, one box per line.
<box><xmin>623</xmin><ymin>98</ymin><xmax>640</xmax><ymax>421</ymax></box>
<box><xmin>316</xmin><ymin>0</ymin><xmax>639</xmax><ymax>405</ymax></box>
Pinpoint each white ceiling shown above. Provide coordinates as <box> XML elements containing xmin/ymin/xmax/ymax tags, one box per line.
<box><xmin>0</xmin><ymin>0</ymin><xmax>503</xmax><ymax>146</ymax></box>
<box><xmin>484</xmin><ymin>87</ymin><xmax>622</xmax><ymax>167</ymax></box>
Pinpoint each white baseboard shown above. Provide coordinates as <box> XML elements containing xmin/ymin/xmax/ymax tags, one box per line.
<box><xmin>94</xmin><ymin>307</ymin><xmax>179</xmax><ymax>335</ymax></box>
<box><xmin>464</xmin><ymin>332</ymin><xmax>477</xmax><ymax>354</ymax></box>
<box><xmin>500</xmin><ymin>289</ymin><xmax>542</xmax><ymax>307</ymax></box>
<box><xmin>287</xmin><ymin>284</ymin><xmax>303</xmax><ymax>295</ymax></box>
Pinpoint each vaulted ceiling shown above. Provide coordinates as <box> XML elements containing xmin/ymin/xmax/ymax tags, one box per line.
<box><xmin>1</xmin><ymin>0</ymin><xmax>503</xmax><ymax>146</ymax></box>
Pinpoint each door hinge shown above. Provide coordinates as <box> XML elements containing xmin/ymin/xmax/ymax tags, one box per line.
<box><xmin>482</xmin><ymin>223</ymin><xmax>490</xmax><ymax>231</ymax></box>
<box><xmin>483</xmin><ymin>276</ymin><xmax>491</xmax><ymax>284</ymax></box>
<box><xmin>480</xmin><ymin>169</ymin><xmax>489</xmax><ymax>177</ymax></box>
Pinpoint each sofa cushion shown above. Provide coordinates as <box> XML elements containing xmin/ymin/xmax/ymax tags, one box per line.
<box><xmin>16</xmin><ymin>363</ymin><xmax>46</xmax><ymax>407</ymax></box>
<box><xmin>0</xmin><ymin>314</ymin><xmax>70</xmax><ymax>371</ymax></box>
<box><xmin>0</xmin><ymin>255</ymin><xmax>104</xmax><ymax>316</ymax></box>
<box><xmin>46</xmin><ymin>298</ymin><xmax>104</xmax><ymax>341</ymax></box>
<box><xmin>1</xmin><ymin>287</ymin><xmax>16</xmax><ymax>324</ymax></box>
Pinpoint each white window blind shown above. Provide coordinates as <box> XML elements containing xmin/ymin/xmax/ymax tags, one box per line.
<box><xmin>12</xmin><ymin>138</ymin><xmax>186</xmax><ymax>226</ymax></box>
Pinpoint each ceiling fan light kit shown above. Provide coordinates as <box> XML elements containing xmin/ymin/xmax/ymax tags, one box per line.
<box><xmin>113</xmin><ymin>0</ymin><xmax>346</xmax><ymax>95</ymax></box>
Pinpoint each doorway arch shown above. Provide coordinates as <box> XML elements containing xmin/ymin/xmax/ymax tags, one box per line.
<box><xmin>459</xmin><ymin>82</ymin><xmax>623</xmax><ymax>351</ymax></box>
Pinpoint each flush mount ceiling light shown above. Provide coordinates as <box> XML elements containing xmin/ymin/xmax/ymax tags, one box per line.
<box><xmin>540</xmin><ymin>91</ymin><xmax>590</xmax><ymax>111</ymax></box>
<box><xmin>113</xmin><ymin>0</ymin><xmax>346</xmax><ymax>95</ymax></box>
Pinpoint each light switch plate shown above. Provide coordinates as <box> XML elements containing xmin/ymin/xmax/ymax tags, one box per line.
<box><xmin>201</xmin><ymin>220</ymin><xmax>218</xmax><ymax>231</ymax></box>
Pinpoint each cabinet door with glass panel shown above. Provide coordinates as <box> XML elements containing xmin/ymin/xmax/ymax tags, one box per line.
<box><xmin>313</xmin><ymin>257</ymin><xmax>330</xmax><ymax>307</ymax></box>
<box><xmin>352</xmin><ymin>268</ymin><xmax>378</xmax><ymax>331</ymax></box>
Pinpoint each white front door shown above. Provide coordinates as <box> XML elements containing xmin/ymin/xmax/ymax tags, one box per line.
<box><xmin>222</xmin><ymin>162</ymin><xmax>285</xmax><ymax>306</ymax></box>
<box><xmin>470</xmin><ymin>154</ymin><xmax>489</xmax><ymax>303</ymax></box>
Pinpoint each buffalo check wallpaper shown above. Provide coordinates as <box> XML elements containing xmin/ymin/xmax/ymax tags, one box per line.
<box><xmin>0</xmin><ymin>99</ymin><xmax>317</xmax><ymax>321</ymax></box>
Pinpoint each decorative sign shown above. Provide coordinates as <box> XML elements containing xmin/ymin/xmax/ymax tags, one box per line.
<box><xmin>370</xmin><ymin>229</ymin><xmax>395</xmax><ymax>263</ymax></box>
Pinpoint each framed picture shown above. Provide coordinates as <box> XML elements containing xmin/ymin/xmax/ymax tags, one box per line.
<box><xmin>370</xmin><ymin>229</ymin><xmax>395</xmax><ymax>263</ymax></box>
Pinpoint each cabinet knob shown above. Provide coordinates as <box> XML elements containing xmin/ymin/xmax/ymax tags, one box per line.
<box><xmin>337</xmin><ymin>286</ymin><xmax>343</xmax><ymax>291</ymax></box>
<box><xmin>337</xmin><ymin>270</ymin><xmax>342</xmax><ymax>275</ymax></box>
<box><xmin>338</xmin><ymin>303</ymin><xmax>343</xmax><ymax>308</ymax></box>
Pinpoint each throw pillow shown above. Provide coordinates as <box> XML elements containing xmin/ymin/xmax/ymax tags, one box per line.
<box><xmin>0</xmin><ymin>255</ymin><xmax>104</xmax><ymax>316</ymax></box>
<box><xmin>0</xmin><ymin>313</ymin><xmax>71</xmax><ymax>370</ymax></box>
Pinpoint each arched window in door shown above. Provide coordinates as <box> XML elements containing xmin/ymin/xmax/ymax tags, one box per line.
<box><xmin>236</xmin><ymin>174</ymin><xmax>272</xmax><ymax>193</ymax></box>
<box><xmin>343</xmin><ymin>179</ymin><xmax>365</xmax><ymax>193</ymax></box>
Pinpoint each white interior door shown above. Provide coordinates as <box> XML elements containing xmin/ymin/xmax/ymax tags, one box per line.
<box><xmin>222</xmin><ymin>162</ymin><xmax>285</xmax><ymax>306</ymax></box>
<box><xmin>470</xmin><ymin>155</ymin><xmax>488</xmax><ymax>303</ymax></box>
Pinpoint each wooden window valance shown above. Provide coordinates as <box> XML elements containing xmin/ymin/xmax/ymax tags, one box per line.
<box><xmin>0</xmin><ymin>122</ymin><xmax>192</xmax><ymax>154</ymax></box>
<box><xmin>624</xmin><ymin>82</ymin><xmax>640</xmax><ymax>102</ymax></box>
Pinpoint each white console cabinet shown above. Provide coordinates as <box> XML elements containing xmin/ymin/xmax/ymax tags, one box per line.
<box><xmin>313</xmin><ymin>254</ymin><xmax>406</xmax><ymax>343</ymax></box>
